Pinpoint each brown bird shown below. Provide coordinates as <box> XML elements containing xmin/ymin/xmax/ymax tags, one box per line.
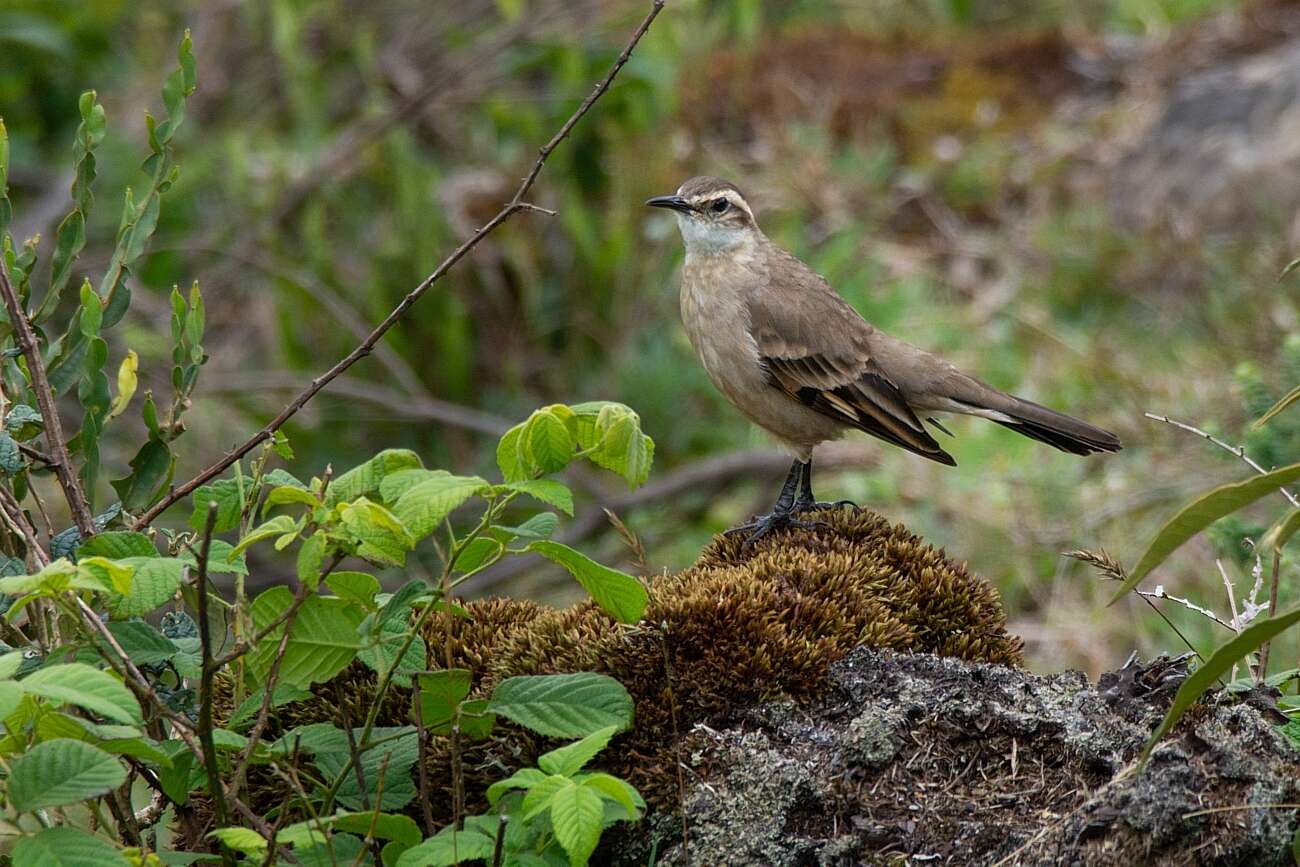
<box><xmin>647</xmin><ymin>176</ymin><xmax>1121</xmax><ymax>545</ymax></box>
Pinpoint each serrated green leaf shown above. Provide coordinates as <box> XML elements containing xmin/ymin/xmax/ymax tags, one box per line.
<box><xmin>496</xmin><ymin>423</ymin><xmax>527</xmax><ymax>483</ymax></box>
<box><xmin>229</xmin><ymin>514</ymin><xmax>298</xmax><ymax>559</ymax></box>
<box><xmin>454</xmin><ymin>537</ymin><xmax>504</xmax><ymax>572</ymax></box>
<box><xmin>103</xmin><ymin>620</ymin><xmax>177</xmax><ymax>665</ymax></box>
<box><xmin>358</xmin><ymin>619</ymin><xmax>425</xmax><ymax>688</ymax></box>
<box><xmin>550</xmin><ymin>782</ymin><xmax>604</xmax><ymax>866</ymax></box>
<box><xmin>21</xmin><ymin>663</ymin><xmax>142</xmax><ymax>725</ymax></box>
<box><xmin>528</xmin><ymin>540</ymin><xmax>646</xmax><ymax>624</ymax></box>
<box><xmin>486</xmin><ymin>767</ymin><xmax>549</xmax><ymax>806</ymax></box>
<box><xmin>187</xmin><ymin>476</ymin><xmax>244</xmax><ymax>533</ymax></box>
<box><xmin>105</xmin><ymin>557</ymin><xmax>184</xmax><ymax>618</ymax></box>
<box><xmin>248</xmin><ymin>589</ymin><xmax>364</xmax><ymax>688</ymax></box>
<box><xmin>0</xmin><ymin>431</ymin><xmax>23</xmax><ymax>474</ymax></box>
<box><xmin>12</xmin><ymin>826</ymin><xmax>130</xmax><ymax>867</ymax></box>
<box><xmin>388</xmin><ymin>474</ymin><xmax>487</xmax><ymax>542</ymax></box>
<box><xmin>581</xmin><ymin>772</ymin><xmax>643</xmax><ymax>820</ymax></box>
<box><xmin>525</xmin><ymin>409</ymin><xmax>575</xmax><ymax>474</ymax></box>
<box><xmin>325</xmin><ymin>571</ymin><xmax>381</xmax><ymax>610</ymax></box>
<box><xmin>178</xmin><ymin>539</ymin><xmax>248</xmax><ymax>576</ymax></box>
<box><xmin>496</xmin><ymin>512</ymin><xmax>559</xmax><ymax>541</ymax></box>
<box><xmin>76</xmin><ymin>531</ymin><xmax>156</xmax><ymax>560</ymax></box>
<box><xmin>1111</xmin><ymin>463</ymin><xmax>1300</xmax><ymax>604</ymax></box>
<box><xmin>488</xmin><ymin>672</ymin><xmax>633</xmax><ymax>738</ymax></box>
<box><xmin>326</xmin><ymin>449</ymin><xmax>423</xmax><ymax>506</ymax></box>
<box><xmin>8</xmin><ymin>739</ymin><xmax>127</xmax><ymax>811</ymax></box>
<box><xmin>502</xmin><ymin>479</ymin><xmax>574</xmax><ymax>515</ymax></box>
<box><xmin>228</xmin><ymin>684</ymin><xmax>312</xmax><ymax>732</ymax></box>
<box><xmin>0</xmin><ymin>680</ymin><xmax>24</xmax><ymax>719</ymax></box>
<box><xmin>313</xmin><ymin>726</ymin><xmax>418</xmax><ymax>811</ymax></box>
<box><xmin>538</xmin><ymin>725</ymin><xmax>617</xmax><ymax>777</ymax></box>
<box><xmin>395</xmin><ymin>821</ymin><xmax>497</xmax><ymax>867</ymax></box>
<box><xmin>209</xmin><ymin>827</ymin><xmax>266</xmax><ymax>855</ymax></box>
<box><xmin>340</xmin><ymin>498</ymin><xmax>414</xmax><ymax>565</ymax></box>
<box><xmin>265</xmin><ymin>485</ymin><xmax>319</xmax><ymax>508</ymax></box>
<box><xmin>414</xmin><ymin>669</ymin><xmax>472</xmax><ymax>733</ymax></box>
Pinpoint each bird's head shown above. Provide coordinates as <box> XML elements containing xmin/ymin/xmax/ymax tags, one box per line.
<box><xmin>646</xmin><ymin>176</ymin><xmax>758</xmax><ymax>255</ymax></box>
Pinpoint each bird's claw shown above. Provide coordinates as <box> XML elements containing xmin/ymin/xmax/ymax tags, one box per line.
<box><xmin>725</xmin><ymin>510</ymin><xmax>827</xmax><ymax>550</ymax></box>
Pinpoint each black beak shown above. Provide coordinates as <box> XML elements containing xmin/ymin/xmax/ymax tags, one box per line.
<box><xmin>645</xmin><ymin>195</ymin><xmax>694</xmax><ymax>214</ymax></box>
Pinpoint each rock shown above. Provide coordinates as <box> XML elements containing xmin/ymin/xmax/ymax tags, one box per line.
<box><xmin>621</xmin><ymin>648</ymin><xmax>1300</xmax><ymax>866</ymax></box>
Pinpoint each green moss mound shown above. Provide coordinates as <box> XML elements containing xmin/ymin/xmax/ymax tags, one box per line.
<box><xmin>274</xmin><ymin>507</ymin><xmax>1022</xmax><ymax>823</ymax></box>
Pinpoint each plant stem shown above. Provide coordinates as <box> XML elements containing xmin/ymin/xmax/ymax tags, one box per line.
<box><xmin>194</xmin><ymin>502</ymin><xmax>233</xmax><ymax>859</ymax></box>
<box><xmin>1258</xmin><ymin>550</ymin><xmax>1283</xmax><ymax>678</ymax></box>
<box><xmin>0</xmin><ymin>261</ymin><xmax>96</xmax><ymax>537</ymax></box>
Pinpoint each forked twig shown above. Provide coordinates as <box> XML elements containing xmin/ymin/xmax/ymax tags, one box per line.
<box><xmin>132</xmin><ymin>0</ymin><xmax>668</xmax><ymax>530</ymax></box>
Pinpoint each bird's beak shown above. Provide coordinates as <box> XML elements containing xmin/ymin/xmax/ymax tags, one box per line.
<box><xmin>645</xmin><ymin>195</ymin><xmax>694</xmax><ymax>214</ymax></box>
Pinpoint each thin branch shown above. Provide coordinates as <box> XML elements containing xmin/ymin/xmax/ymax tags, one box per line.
<box><xmin>0</xmin><ymin>263</ymin><xmax>96</xmax><ymax>537</ymax></box>
<box><xmin>131</xmin><ymin>0</ymin><xmax>668</xmax><ymax>531</ymax></box>
<box><xmin>1258</xmin><ymin>550</ymin><xmax>1283</xmax><ymax>677</ymax></box>
<box><xmin>194</xmin><ymin>502</ymin><xmax>232</xmax><ymax>841</ymax></box>
<box><xmin>1145</xmin><ymin>412</ymin><xmax>1299</xmax><ymax>508</ymax></box>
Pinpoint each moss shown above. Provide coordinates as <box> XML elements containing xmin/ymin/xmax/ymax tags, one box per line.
<box><xmin>258</xmin><ymin>508</ymin><xmax>1021</xmax><ymax>826</ymax></box>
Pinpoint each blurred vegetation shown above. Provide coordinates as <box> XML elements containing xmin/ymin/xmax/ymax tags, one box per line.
<box><xmin>4</xmin><ymin>0</ymin><xmax>1298</xmax><ymax>675</ymax></box>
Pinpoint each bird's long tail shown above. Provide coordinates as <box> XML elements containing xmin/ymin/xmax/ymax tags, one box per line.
<box><xmin>982</xmin><ymin>397</ymin><xmax>1118</xmax><ymax>457</ymax></box>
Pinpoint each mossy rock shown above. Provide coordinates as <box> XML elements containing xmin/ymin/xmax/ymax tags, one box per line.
<box><xmin>269</xmin><ymin>507</ymin><xmax>1022</xmax><ymax>825</ymax></box>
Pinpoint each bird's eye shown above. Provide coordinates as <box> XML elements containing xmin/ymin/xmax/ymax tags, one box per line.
<box><xmin>710</xmin><ymin>198</ymin><xmax>730</xmax><ymax>214</ymax></box>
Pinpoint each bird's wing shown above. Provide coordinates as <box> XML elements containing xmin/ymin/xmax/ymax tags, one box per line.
<box><xmin>749</xmin><ymin>251</ymin><xmax>955</xmax><ymax>465</ymax></box>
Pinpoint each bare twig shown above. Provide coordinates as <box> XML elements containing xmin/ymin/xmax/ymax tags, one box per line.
<box><xmin>194</xmin><ymin>502</ymin><xmax>232</xmax><ymax>844</ymax></box>
<box><xmin>132</xmin><ymin>0</ymin><xmax>668</xmax><ymax>531</ymax></box>
<box><xmin>1145</xmin><ymin>413</ymin><xmax>1299</xmax><ymax>508</ymax></box>
<box><xmin>0</xmin><ymin>263</ymin><xmax>96</xmax><ymax>537</ymax></box>
<box><xmin>1258</xmin><ymin>550</ymin><xmax>1283</xmax><ymax>677</ymax></box>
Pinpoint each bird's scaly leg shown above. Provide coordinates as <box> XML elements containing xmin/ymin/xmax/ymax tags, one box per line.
<box><xmin>793</xmin><ymin>457</ymin><xmax>856</xmax><ymax>513</ymax></box>
<box><xmin>725</xmin><ymin>460</ymin><xmax>824</xmax><ymax>548</ymax></box>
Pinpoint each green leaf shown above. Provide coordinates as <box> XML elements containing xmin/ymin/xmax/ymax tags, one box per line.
<box><xmin>179</xmin><ymin>539</ymin><xmax>248</xmax><ymax>576</ymax></box>
<box><xmin>103</xmin><ymin>620</ymin><xmax>178</xmax><ymax>665</ymax></box>
<box><xmin>227</xmin><ymin>684</ymin><xmax>311</xmax><ymax>732</ymax></box>
<box><xmin>581</xmin><ymin>772</ymin><xmax>643</xmax><ymax>820</ymax></box>
<box><xmin>524</xmin><ymin>409</ymin><xmax>575</xmax><ymax>474</ymax></box>
<box><xmin>209</xmin><ymin>827</ymin><xmax>266</xmax><ymax>855</ymax></box>
<box><xmin>12</xmin><ymin>826</ymin><xmax>130</xmax><ymax>867</ymax></box>
<box><xmin>388</xmin><ymin>474</ymin><xmax>487</xmax><ymax>542</ymax></box>
<box><xmin>248</xmin><ymin>590</ymin><xmax>364</xmax><ymax>688</ymax></box>
<box><xmin>528</xmin><ymin>540</ymin><xmax>647</xmax><ymax>624</ymax></box>
<box><xmin>326</xmin><ymin>449</ymin><xmax>423</xmax><ymax>506</ymax></box>
<box><xmin>105</xmin><ymin>557</ymin><xmax>185</xmax><ymax>618</ymax></box>
<box><xmin>496</xmin><ymin>512</ymin><xmax>559</xmax><ymax>541</ymax></box>
<box><xmin>77</xmin><ymin>531</ymin><xmax>156</xmax><ymax>559</ymax></box>
<box><xmin>21</xmin><ymin>662</ymin><xmax>143</xmax><ymax>724</ymax></box>
<box><xmin>496</xmin><ymin>423</ymin><xmax>527</xmax><ymax>483</ymax></box>
<box><xmin>1253</xmin><ymin>383</ymin><xmax>1300</xmax><ymax>429</ymax></box>
<box><xmin>485</xmin><ymin>767</ymin><xmax>548</xmax><ymax>806</ymax></box>
<box><xmin>395</xmin><ymin>821</ymin><xmax>497</xmax><ymax>867</ymax></box>
<box><xmin>488</xmin><ymin>672</ymin><xmax>634</xmax><ymax>738</ymax></box>
<box><xmin>296</xmin><ymin>531</ymin><xmax>325</xmax><ymax>587</ymax></box>
<box><xmin>0</xmin><ymin>680</ymin><xmax>24</xmax><ymax>719</ymax></box>
<box><xmin>414</xmin><ymin>669</ymin><xmax>472</xmax><ymax>733</ymax></box>
<box><xmin>376</xmin><ymin>579</ymin><xmax>430</xmax><ymax>630</ymax></box>
<box><xmin>265</xmin><ymin>485</ymin><xmax>319</xmax><ymax>508</ymax></box>
<box><xmin>1260</xmin><ymin>508</ymin><xmax>1300</xmax><ymax>553</ymax></box>
<box><xmin>8</xmin><ymin>739</ymin><xmax>127</xmax><ymax>811</ymax></box>
<box><xmin>1111</xmin><ymin>462</ymin><xmax>1300</xmax><ymax>604</ymax></box>
<box><xmin>538</xmin><ymin>725</ymin><xmax>617</xmax><ymax>777</ymax></box>
<box><xmin>325</xmin><ymin>571</ymin><xmax>381</xmax><ymax>610</ymax></box>
<box><xmin>454</xmin><ymin>537</ymin><xmax>504</xmax><ymax>573</ymax></box>
<box><xmin>188</xmin><ymin>476</ymin><xmax>244</xmax><ymax>533</ymax></box>
<box><xmin>502</xmin><ymin>479</ymin><xmax>574</xmax><ymax>516</ymax></box>
<box><xmin>313</xmin><ymin>726</ymin><xmax>419</xmax><ymax>811</ymax></box>
<box><xmin>549</xmin><ymin>782</ymin><xmax>604</xmax><ymax>866</ymax></box>
<box><xmin>1141</xmin><ymin>604</ymin><xmax>1300</xmax><ymax>767</ymax></box>
<box><xmin>586</xmin><ymin>406</ymin><xmax>653</xmax><ymax>489</ymax></box>
<box><xmin>359</xmin><ymin>620</ymin><xmax>425</xmax><ymax>687</ymax></box>
<box><xmin>0</xmin><ymin>431</ymin><xmax>24</xmax><ymax>474</ymax></box>
<box><xmin>5</xmin><ymin>405</ymin><xmax>44</xmax><ymax>441</ymax></box>
<box><xmin>229</xmin><ymin>514</ymin><xmax>298</xmax><ymax>559</ymax></box>
<box><xmin>340</xmin><ymin>498</ymin><xmax>415</xmax><ymax>566</ymax></box>
<box><xmin>110</xmin><ymin>439</ymin><xmax>174</xmax><ymax>513</ymax></box>
<box><xmin>279</xmin><ymin>811</ymin><xmax>423</xmax><ymax>848</ymax></box>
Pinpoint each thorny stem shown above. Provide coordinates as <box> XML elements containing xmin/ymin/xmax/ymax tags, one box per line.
<box><xmin>130</xmin><ymin>0</ymin><xmax>669</xmax><ymax>531</ymax></box>
<box><xmin>0</xmin><ymin>262</ymin><xmax>96</xmax><ymax>537</ymax></box>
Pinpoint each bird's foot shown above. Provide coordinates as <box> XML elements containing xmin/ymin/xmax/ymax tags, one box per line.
<box><xmin>725</xmin><ymin>509</ymin><xmax>826</xmax><ymax>550</ymax></box>
<box><xmin>794</xmin><ymin>498</ymin><xmax>857</xmax><ymax>513</ymax></box>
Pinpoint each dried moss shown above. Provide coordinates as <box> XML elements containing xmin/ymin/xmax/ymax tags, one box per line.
<box><xmin>262</xmin><ymin>508</ymin><xmax>1021</xmax><ymax>826</ymax></box>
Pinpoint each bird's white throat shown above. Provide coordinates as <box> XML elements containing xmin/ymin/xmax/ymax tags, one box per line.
<box><xmin>675</xmin><ymin>214</ymin><xmax>752</xmax><ymax>256</ymax></box>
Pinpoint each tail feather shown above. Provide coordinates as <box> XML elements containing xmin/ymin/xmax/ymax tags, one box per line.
<box><xmin>992</xmin><ymin>396</ymin><xmax>1121</xmax><ymax>455</ymax></box>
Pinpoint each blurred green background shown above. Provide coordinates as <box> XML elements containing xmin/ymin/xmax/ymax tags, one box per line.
<box><xmin>3</xmin><ymin>0</ymin><xmax>1299</xmax><ymax>675</ymax></box>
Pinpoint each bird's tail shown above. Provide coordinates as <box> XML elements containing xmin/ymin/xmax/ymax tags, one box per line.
<box><xmin>992</xmin><ymin>396</ymin><xmax>1121</xmax><ymax>455</ymax></box>
<box><xmin>946</xmin><ymin>387</ymin><xmax>1122</xmax><ymax>456</ymax></box>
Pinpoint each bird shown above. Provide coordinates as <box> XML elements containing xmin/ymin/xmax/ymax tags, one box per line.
<box><xmin>647</xmin><ymin>176</ymin><xmax>1122</xmax><ymax>546</ymax></box>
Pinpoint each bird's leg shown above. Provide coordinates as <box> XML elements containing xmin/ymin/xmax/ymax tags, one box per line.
<box><xmin>724</xmin><ymin>460</ymin><xmax>822</xmax><ymax>548</ymax></box>
<box><xmin>793</xmin><ymin>457</ymin><xmax>856</xmax><ymax>512</ymax></box>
